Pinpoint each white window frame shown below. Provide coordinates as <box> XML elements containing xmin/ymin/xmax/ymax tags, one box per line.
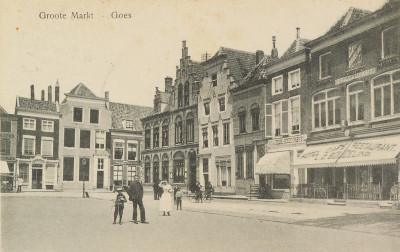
<box><xmin>127</xmin><ymin>140</ymin><xmax>138</xmax><ymax>161</ymax></box>
<box><xmin>371</xmin><ymin>69</ymin><xmax>400</xmax><ymax>121</ymax></box>
<box><xmin>202</xmin><ymin>127</ymin><xmax>208</xmax><ymax>148</ymax></box>
<box><xmin>381</xmin><ymin>25</ymin><xmax>399</xmax><ymax>59</ymax></box>
<box><xmin>272</xmin><ymin>100</ymin><xmax>289</xmax><ymax>137</ymax></box>
<box><xmin>319</xmin><ymin>52</ymin><xmax>332</xmax><ymax>80</ymax></box>
<box><xmin>346</xmin><ymin>81</ymin><xmax>365</xmax><ymax>125</ymax></box>
<box><xmin>204</xmin><ymin>101</ymin><xmax>211</xmax><ymax>116</ymax></box>
<box><xmin>41</xmin><ymin>120</ymin><xmax>54</xmax><ymax>132</ymax></box>
<box><xmin>288</xmin><ymin>69</ymin><xmax>301</xmax><ymax>91</ymax></box>
<box><xmin>95</xmin><ymin>130</ymin><xmax>106</xmax><ymax>150</ymax></box>
<box><xmin>22</xmin><ymin>135</ymin><xmax>35</xmax><ymax>156</ymax></box>
<box><xmin>218</xmin><ymin>95</ymin><xmax>226</xmax><ymax>112</ymax></box>
<box><xmin>272</xmin><ymin>75</ymin><xmax>283</xmax><ymax>95</ymax></box>
<box><xmin>223</xmin><ymin>122</ymin><xmax>230</xmax><ymax>145</ymax></box>
<box><xmin>41</xmin><ymin>136</ymin><xmax>54</xmax><ymax>157</ymax></box>
<box><xmin>89</xmin><ymin>109</ymin><xmax>100</xmax><ymax>124</ymax></box>
<box><xmin>312</xmin><ymin>88</ymin><xmax>341</xmax><ymax>131</ymax></box>
<box><xmin>23</xmin><ymin>118</ymin><xmax>36</xmax><ymax>130</ymax></box>
<box><xmin>212</xmin><ymin>124</ymin><xmax>219</xmax><ymax>147</ymax></box>
<box><xmin>97</xmin><ymin>158</ymin><xmax>104</xmax><ymax>170</ymax></box>
<box><xmin>289</xmin><ymin>96</ymin><xmax>301</xmax><ymax>135</ymax></box>
<box><xmin>73</xmin><ymin>107</ymin><xmax>83</xmax><ymax>123</ymax></box>
<box><xmin>124</xmin><ymin>119</ymin><xmax>134</xmax><ymax>130</ymax></box>
<box><xmin>113</xmin><ymin>139</ymin><xmax>125</xmax><ymax>160</ymax></box>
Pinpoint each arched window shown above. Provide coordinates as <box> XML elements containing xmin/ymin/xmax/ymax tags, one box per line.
<box><xmin>347</xmin><ymin>81</ymin><xmax>365</xmax><ymax>123</ymax></box>
<box><xmin>153</xmin><ymin>123</ymin><xmax>159</xmax><ymax>148</ymax></box>
<box><xmin>173</xmin><ymin>152</ymin><xmax>185</xmax><ymax>183</ymax></box>
<box><xmin>312</xmin><ymin>88</ymin><xmax>341</xmax><ymax>129</ymax></box>
<box><xmin>184</xmin><ymin>82</ymin><xmax>189</xmax><ymax>106</ymax></box>
<box><xmin>175</xmin><ymin>116</ymin><xmax>183</xmax><ymax>144</ymax></box>
<box><xmin>371</xmin><ymin>70</ymin><xmax>400</xmax><ymax>119</ymax></box>
<box><xmin>144</xmin><ymin>156</ymin><xmax>151</xmax><ymax>183</ymax></box>
<box><xmin>162</xmin><ymin>119</ymin><xmax>169</xmax><ymax>147</ymax></box>
<box><xmin>162</xmin><ymin>154</ymin><xmax>169</xmax><ymax>181</ymax></box>
<box><xmin>238</xmin><ymin>107</ymin><xmax>246</xmax><ymax>133</ymax></box>
<box><xmin>178</xmin><ymin>84</ymin><xmax>183</xmax><ymax>108</ymax></box>
<box><xmin>153</xmin><ymin>155</ymin><xmax>159</xmax><ymax>183</ymax></box>
<box><xmin>145</xmin><ymin>124</ymin><xmax>151</xmax><ymax>149</ymax></box>
<box><xmin>186</xmin><ymin>113</ymin><xmax>194</xmax><ymax>143</ymax></box>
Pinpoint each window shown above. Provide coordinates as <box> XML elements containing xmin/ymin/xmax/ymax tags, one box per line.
<box><xmin>22</xmin><ymin>135</ymin><xmax>35</xmax><ymax>155</ymax></box>
<box><xmin>64</xmin><ymin>128</ymin><xmax>75</xmax><ymax>147</ymax></box>
<box><xmin>272</xmin><ymin>75</ymin><xmax>283</xmax><ymax>95</ymax></box>
<box><xmin>23</xmin><ymin>118</ymin><xmax>36</xmax><ymax>130</ymax></box>
<box><xmin>202</xmin><ymin>127</ymin><xmax>208</xmax><ymax>148</ymax></box>
<box><xmin>98</xmin><ymin>158</ymin><xmax>104</xmax><ymax>169</ymax></box>
<box><xmin>212</xmin><ymin>125</ymin><xmax>218</xmax><ymax>147</ymax></box>
<box><xmin>19</xmin><ymin>163</ymin><xmax>29</xmax><ymax>183</ymax></box>
<box><xmin>73</xmin><ymin>107</ymin><xmax>83</xmax><ymax>122</ymax></box>
<box><xmin>382</xmin><ymin>26</ymin><xmax>399</xmax><ymax>59</ymax></box>
<box><xmin>251</xmin><ymin>104</ymin><xmax>260</xmax><ymax>131</ymax></box>
<box><xmin>246</xmin><ymin>148</ymin><xmax>254</xmax><ymax>179</ymax></box>
<box><xmin>145</xmin><ymin>160</ymin><xmax>150</xmax><ymax>183</ymax></box>
<box><xmin>162</xmin><ymin>123</ymin><xmax>169</xmax><ymax>147</ymax></box>
<box><xmin>1</xmin><ymin>139</ymin><xmax>10</xmax><ymax>154</ymax></box>
<box><xmin>313</xmin><ymin>89</ymin><xmax>341</xmax><ymax>129</ymax></box>
<box><xmin>113</xmin><ymin>165</ymin><xmax>123</xmax><ymax>186</ymax></box>
<box><xmin>238</xmin><ymin>107</ymin><xmax>246</xmax><ymax>133</ymax></box>
<box><xmin>90</xmin><ymin>109</ymin><xmax>99</xmax><ymax>124</ymax></box>
<box><xmin>124</xmin><ymin>120</ymin><xmax>134</xmax><ymax>130</ymax></box>
<box><xmin>80</xmin><ymin>130</ymin><xmax>91</xmax><ymax>149</ymax></box>
<box><xmin>223</xmin><ymin>123</ymin><xmax>230</xmax><ymax>145</ymax></box>
<box><xmin>175</xmin><ymin>118</ymin><xmax>183</xmax><ymax>144</ymax></box>
<box><xmin>186</xmin><ymin>116</ymin><xmax>194</xmax><ymax>143</ymax></box>
<box><xmin>63</xmin><ymin>157</ymin><xmax>74</xmax><ymax>181</ymax></box>
<box><xmin>114</xmin><ymin>141</ymin><xmax>124</xmax><ymax>160</ymax></box>
<box><xmin>273</xmin><ymin>174</ymin><xmax>290</xmax><ymax>189</ymax></box>
<box><xmin>372</xmin><ymin>70</ymin><xmax>400</xmax><ymax>119</ymax></box>
<box><xmin>273</xmin><ymin>100</ymin><xmax>288</xmax><ymax>136</ymax></box>
<box><xmin>41</xmin><ymin>137</ymin><xmax>53</xmax><ymax>156</ymax></box>
<box><xmin>348</xmin><ymin>41</ymin><xmax>362</xmax><ymax>69</ymax></box>
<box><xmin>178</xmin><ymin>84</ymin><xmax>183</xmax><ymax>108</ymax></box>
<box><xmin>79</xmin><ymin>158</ymin><xmax>89</xmax><ymax>181</ymax></box>
<box><xmin>127</xmin><ymin>166</ymin><xmax>136</xmax><ymax>185</ymax></box>
<box><xmin>265</xmin><ymin>104</ymin><xmax>273</xmax><ymax>137</ymax></box>
<box><xmin>288</xmin><ymin>69</ymin><xmax>301</xmax><ymax>90</ymax></box>
<box><xmin>127</xmin><ymin>142</ymin><xmax>137</xmax><ymax>160</ymax></box>
<box><xmin>212</xmin><ymin>73</ymin><xmax>217</xmax><ymax>87</ymax></box>
<box><xmin>41</xmin><ymin>120</ymin><xmax>54</xmax><ymax>132</ymax></box>
<box><xmin>203</xmin><ymin>158</ymin><xmax>209</xmax><ymax>185</ymax></box>
<box><xmin>236</xmin><ymin>149</ymin><xmax>244</xmax><ymax>179</ymax></box>
<box><xmin>290</xmin><ymin>97</ymin><xmax>300</xmax><ymax>134</ymax></box>
<box><xmin>1</xmin><ymin>121</ymin><xmax>11</xmax><ymax>132</ymax></box>
<box><xmin>219</xmin><ymin>97</ymin><xmax>225</xmax><ymax>112</ymax></box>
<box><xmin>184</xmin><ymin>82</ymin><xmax>189</xmax><ymax>106</ymax></box>
<box><xmin>95</xmin><ymin>131</ymin><xmax>105</xmax><ymax>149</ymax></box>
<box><xmin>347</xmin><ymin>82</ymin><xmax>365</xmax><ymax>123</ymax></box>
<box><xmin>204</xmin><ymin>102</ymin><xmax>210</xmax><ymax>116</ymax></box>
<box><xmin>319</xmin><ymin>52</ymin><xmax>332</xmax><ymax>79</ymax></box>
<box><xmin>162</xmin><ymin>160</ymin><xmax>169</xmax><ymax>181</ymax></box>
<box><xmin>153</xmin><ymin>126</ymin><xmax>159</xmax><ymax>148</ymax></box>
<box><xmin>145</xmin><ymin>128</ymin><xmax>151</xmax><ymax>149</ymax></box>
<box><xmin>173</xmin><ymin>159</ymin><xmax>184</xmax><ymax>183</ymax></box>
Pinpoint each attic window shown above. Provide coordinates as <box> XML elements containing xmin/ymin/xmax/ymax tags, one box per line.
<box><xmin>73</xmin><ymin>107</ymin><xmax>83</xmax><ymax>122</ymax></box>
<box><xmin>124</xmin><ymin>120</ymin><xmax>134</xmax><ymax>130</ymax></box>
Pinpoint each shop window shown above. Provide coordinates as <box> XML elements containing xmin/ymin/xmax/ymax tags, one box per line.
<box><xmin>90</xmin><ymin>109</ymin><xmax>99</xmax><ymax>124</ymax></box>
<box><xmin>153</xmin><ymin>126</ymin><xmax>159</xmax><ymax>148</ymax></box>
<box><xmin>202</xmin><ymin>127</ymin><xmax>208</xmax><ymax>148</ymax></box>
<box><xmin>212</xmin><ymin>73</ymin><xmax>217</xmax><ymax>87</ymax></box>
<box><xmin>1</xmin><ymin>139</ymin><xmax>10</xmax><ymax>155</ymax></box>
<box><xmin>63</xmin><ymin>157</ymin><xmax>74</xmax><ymax>181</ymax></box>
<box><xmin>1</xmin><ymin>121</ymin><xmax>11</xmax><ymax>132</ymax></box>
<box><xmin>127</xmin><ymin>142</ymin><xmax>137</xmax><ymax>160</ymax></box>
<box><xmin>273</xmin><ymin>174</ymin><xmax>290</xmax><ymax>189</ymax></box>
<box><xmin>23</xmin><ymin>118</ymin><xmax>36</xmax><ymax>130</ymax></box>
<box><xmin>41</xmin><ymin>137</ymin><xmax>53</xmax><ymax>157</ymax></box>
<box><xmin>80</xmin><ymin>130</ymin><xmax>91</xmax><ymax>149</ymax></box>
<box><xmin>372</xmin><ymin>70</ymin><xmax>400</xmax><ymax>119</ymax></box>
<box><xmin>319</xmin><ymin>52</ymin><xmax>332</xmax><ymax>79</ymax></box>
<box><xmin>64</xmin><ymin>128</ymin><xmax>75</xmax><ymax>148</ymax></box>
<box><xmin>288</xmin><ymin>69</ymin><xmax>301</xmax><ymax>90</ymax></box>
<box><xmin>113</xmin><ymin>165</ymin><xmax>123</xmax><ymax>186</ymax></box>
<box><xmin>22</xmin><ymin>135</ymin><xmax>35</xmax><ymax>155</ymax></box>
<box><xmin>73</xmin><ymin>107</ymin><xmax>83</xmax><ymax>122</ymax></box>
<box><xmin>19</xmin><ymin>163</ymin><xmax>29</xmax><ymax>183</ymax></box>
<box><xmin>313</xmin><ymin>89</ymin><xmax>341</xmax><ymax>129</ymax></box>
<box><xmin>382</xmin><ymin>25</ymin><xmax>399</xmax><ymax>59</ymax></box>
<box><xmin>272</xmin><ymin>75</ymin><xmax>283</xmax><ymax>95</ymax></box>
<box><xmin>114</xmin><ymin>141</ymin><xmax>124</xmax><ymax>160</ymax></box>
<box><xmin>212</xmin><ymin>125</ymin><xmax>218</xmax><ymax>147</ymax></box>
<box><xmin>347</xmin><ymin>82</ymin><xmax>365</xmax><ymax>123</ymax></box>
<box><xmin>348</xmin><ymin>41</ymin><xmax>362</xmax><ymax>69</ymax></box>
<box><xmin>162</xmin><ymin>123</ymin><xmax>169</xmax><ymax>147</ymax></box>
<box><xmin>223</xmin><ymin>123</ymin><xmax>230</xmax><ymax>145</ymax></box>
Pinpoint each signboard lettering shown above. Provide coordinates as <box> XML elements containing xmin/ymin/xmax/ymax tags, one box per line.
<box><xmin>335</xmin><ymin>68</ymin><xmax>376</xmax><ymax>85</ymax></box>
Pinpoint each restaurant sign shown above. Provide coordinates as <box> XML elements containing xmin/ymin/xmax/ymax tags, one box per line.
<box><xmin>335</xmin><ymin>68</ymin><xmax>376</xmax><ymax>85</ymax></box>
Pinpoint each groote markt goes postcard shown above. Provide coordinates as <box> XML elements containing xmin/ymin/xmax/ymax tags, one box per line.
<box><xmin>0</xmin><ymin>0</ymin><xmax>399</xmax><ymax>252</ymax></box>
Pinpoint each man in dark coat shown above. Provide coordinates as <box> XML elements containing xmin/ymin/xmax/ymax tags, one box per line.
<box><xmin>153</xmin><ymin>181</ymin><xmax>159</xmax><ymax>200</ymax></box>
<box><xmin>127</xmin><ymin>175</ymin><xmax>149</xmax><ymax>224</ymax></box>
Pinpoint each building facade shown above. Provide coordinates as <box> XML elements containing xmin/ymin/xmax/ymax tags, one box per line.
<box><xmin>198</xmin><ymin>47</ymin><xmax>256</xmax><ymax>193</ymax></box>
<box><xmin>1</xmin><ymin>106</ymin><xmax>19</xmax><ymax>186</ymax></box>
<box><xmin>293</xmin><ymin>1</ymin><xmax>400</xmax><ymax>200</ymax></box>
<box><xmin>141</xmin><ymin>41</ymin><xmax>203</xmax><ymax>191</ymax></box>
<box><xmin>109</xmin><ymin>102</ymin><xmax>152</xmax><ymax>189</ymax></box>
<box><xmin>15</xmin><ymin>84</ymin><xmax>60</xmax><ymax>190</ymax></box>
<box><xmin>59</xmin><ymin>83</ymin><xmax>112</xmax><ymax>190</ymax></box>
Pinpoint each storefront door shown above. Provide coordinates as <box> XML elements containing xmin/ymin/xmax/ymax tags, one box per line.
<box><xmin>32</xmin><ymin>169</ymin><xmax>42</xmax><ymax>189</ymax></box>
<box><xmin>97</xmin><ymin>171</ymin><xmax>104</xmax><ymax>188</ymax></box>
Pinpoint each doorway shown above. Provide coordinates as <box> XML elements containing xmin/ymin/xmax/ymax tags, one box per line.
<box><xmin>97</xmin><ymin>171</ymin><xmax>104</xmax><ymax>188</ymax></box>
<box><xmin>32</xmin><ymin>169</ymin><xmax>42</xmax><ymax>189</ymax></box>
<box><xmin>189</xmin><ymin>151</ymin><xmax>197</xmax><ymax>191</ymax></box>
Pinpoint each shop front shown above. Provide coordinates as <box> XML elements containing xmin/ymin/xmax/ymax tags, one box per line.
<box><xmin>292</xmin><ymin>135</ymin><xmax>400</xmax><ymax>200</ymax></box>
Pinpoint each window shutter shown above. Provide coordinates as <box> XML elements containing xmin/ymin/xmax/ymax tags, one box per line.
<box><xmin>265</xmin><ymin>104</ymin><xmax>272</xmax><ymax>137</ymax></box>
<box><xmin>282</xmin><ymin>100</ymin><xmax>289</xmax><ymax>135</ymax></box>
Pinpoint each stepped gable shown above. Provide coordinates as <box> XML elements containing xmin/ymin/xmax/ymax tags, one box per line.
<box><xmin>109</xmin><ymin>102</ymin><xmax>153</xmax><ymax>131</ymax></box>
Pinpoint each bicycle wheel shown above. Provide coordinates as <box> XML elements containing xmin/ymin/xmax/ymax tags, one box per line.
<box><xmin>188</xmin><ymin>193</ymin><xmax>196</xmax><ymax>203</ymax></box>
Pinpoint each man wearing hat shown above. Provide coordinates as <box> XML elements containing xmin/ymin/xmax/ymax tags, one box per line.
<box><xmin>127</xmin><ymin>175</ymin><xmax>149</xmax><ymax>224</ymax></box>
<box><xmin>113</xmin><ymin>187</ymin><xmax>127</xmax><ymax>225</ymax></box>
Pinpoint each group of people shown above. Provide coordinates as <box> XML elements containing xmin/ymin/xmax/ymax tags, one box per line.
<box><xmin>113</xmin><ymin>177</ymin><xmax>213</xmax><ymax>225</ymax></box>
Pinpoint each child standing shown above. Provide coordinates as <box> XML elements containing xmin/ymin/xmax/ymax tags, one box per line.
<box><xmin>175</xmin><ymin>187</ymin><xmax>182</xmax><ymax>210</ymax></box>
<box><xmin>114</xmin><ymin>187</ymin><xmax>127</xmax><ymax>225</ymax></box>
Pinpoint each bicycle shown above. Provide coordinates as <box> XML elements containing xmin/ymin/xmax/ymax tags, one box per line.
<box><xmin>187</xmin><ymin>191</ymin><xmax>212</xmax><ymax>203</ymax></box>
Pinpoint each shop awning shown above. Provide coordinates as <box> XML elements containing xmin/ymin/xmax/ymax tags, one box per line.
<box><xmin>255</xmin><ymin>151</ymin><xmax>290</xmax><ymax>175</ymax></box>
<box><xmin>0</xmin><ymin>160</ymin><xmax>11</xmax><ymax>174</ymax></box>
<box><xmin>293</xmin><ymin>135</ymin><xmax>400</xmax><ymax>169</ymax></box>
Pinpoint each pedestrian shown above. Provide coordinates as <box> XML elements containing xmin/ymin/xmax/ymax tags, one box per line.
<box><xmin>158</xmin><ymin>180</ymin><xmax>172</xmax><ymax>216</ymax></box>
<box><xmin>175</xmin><ymin>187</ymin><xmax>182</xmax><ymax>210</ymax></box>
<box><xmin>113</xmin><ymin>187</ymin><xmax>127</xmax><ymax>225</ymax></box>
<box><xmin>17</xmin><ymin>176</ymin><xmax>23</xmax><ymax>193</ymax></box>
<box><xmin>194</xmin><ymin>181</ymin><xmax>202</xmax><ymax>203</ymax></box>
<box><xmin>153</xmin><ymin>181</ymin><xmax>159</xmax><ymax>200</ymax></box>
<box><xmin>173</xmin><ymin>184</ymin><xmax>178</xmax><ymax>204</ymax></box>
<box><xmin>127</xmin><ymin>175</ymin><xmax>149</xmax><ymax>224</ymax></box>
<box><xmin>205</xmin><ymin>181</ymin><xmax>214</xmax><ymax>198</ymax></box>
<box><xmin>157</xmin><ymin>179</ymin><xmax>163</xmax><ymax>199</ymax></box>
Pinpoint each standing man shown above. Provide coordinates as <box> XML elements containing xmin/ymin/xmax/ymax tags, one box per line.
<box><xmin>17</xmin><ymin>176</ymin><xmax>23</xmax><ymax>193</ymax></box>
<box><xmin>153</xmin><ymin>181</ymin><xmax>159</xmax><ymax>200</ymax></box>
<box><xmin>128</xmin><ymin>175</ymin><xmax>149</xmax><ymax>224</ymax></box>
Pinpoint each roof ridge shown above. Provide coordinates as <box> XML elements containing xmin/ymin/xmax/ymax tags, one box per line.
<box><xmin>220</xmin><ymin>46</ymin><xmax>255</xmax><ymax>55</ymax></box>
<box><xmin>110</xmin><ymin>101</ymin><xmax>152</xmax><ymax>109</ymax></box>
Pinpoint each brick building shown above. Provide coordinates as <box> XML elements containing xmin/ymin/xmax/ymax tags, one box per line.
<box><xmin>0</xmin><ymin>106</ymin><xmax>18</xmax><ymax>187</ymax></box>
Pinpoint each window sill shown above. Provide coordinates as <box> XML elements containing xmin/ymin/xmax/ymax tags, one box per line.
<box><xmin>311</xmin><ymin>125</ymin><xmax>341</xmax><ymax>133</ymax></box>
<box><xmin>370</xmin><ymin>115</ymin><xmax>400</xmax><ymax>124</ymax></box>
<box><xmin>272</xmin><ymin>92</ymin><xmax>283</xmax><ymax>96</ymax></box>
<box><xmin>288</xmin><ymin>86</ymin><xmax>301</xmax><ymax>91</ymax></box>
<box><xmin>22</xmin><ymin>128</ymin><xmax>36</xmax><ymax>131</ymax></box>
<box><xmin>348</xmin><ymin>121</ymin><xmax>365</xmax><ymax>127</ymax></box>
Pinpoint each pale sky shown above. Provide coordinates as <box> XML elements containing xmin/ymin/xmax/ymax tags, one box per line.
<box><xmin>0</xmin><ymin>0</ymin><xmax>386</xmax><ymax>113</ymax></box>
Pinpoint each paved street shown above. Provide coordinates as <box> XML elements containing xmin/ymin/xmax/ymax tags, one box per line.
<box><xmin>1</xmin><ymin>193</ymin><xmax>400</xmax><ymax>252</ymax></box>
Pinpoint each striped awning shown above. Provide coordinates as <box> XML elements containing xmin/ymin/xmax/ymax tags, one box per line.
<box><xmin>255</xmin><ymin>151</ymin><xmax>290</xmax><ymax>175</ymax></box>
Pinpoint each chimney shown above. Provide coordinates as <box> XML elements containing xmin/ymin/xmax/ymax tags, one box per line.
<box><xmin>296</xmin><ymin>27</ymin><xmax>300</xmax><ymax>39</ymax></box>
<box><xmin>30</xmin><ymin>85</ymin><xmax>35</xmax><ymax>100</ymax></box>
<box><xmin>41</xmin><ymin>90</ymin><xmax>45</xmax><ymax>101</ymax></box>
<box><xmin>256</xmin><ymin>50</ymin><xmax>264</xmax><ymax>65</ymax></box>
<box><xmin>105</xmin><ymin>91</ymin><xmax>109</xmax><ymax>101</ymax></box>
<box><xmin>182</xmin><ymin>40</ymin><xmax>188</xmax><ymax>57</ymax></box>
<box><xmin>165</xmin><ymin>76</ymin><xmax>173</xmax><ymax>92</ymax></box>
<box><xmin>55</xmin><ymin>79</ymin><xmax>60</xmax><ymax>103</ymax></box>
<box><xmin>48</xmin><ymin>86</ymin><xmax>52</xmax><ymax>102</ymax></box>
<box><xmin>271</xmin><ymin>36</ymin><xmax>279</xmax><ymax>59</ymax></box>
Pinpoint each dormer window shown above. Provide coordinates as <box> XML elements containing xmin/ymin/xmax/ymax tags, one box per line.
<box><xmin>124</xmin><ymin>120</ymin><xmax>134</xmax><ymax>130</ymax></box>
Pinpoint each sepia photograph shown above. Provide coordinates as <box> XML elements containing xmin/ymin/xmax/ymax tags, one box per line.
<box><xmin>0</xmin><ymin>0</ymin><xmax>399</xmax><ymax>251</ymax></box>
